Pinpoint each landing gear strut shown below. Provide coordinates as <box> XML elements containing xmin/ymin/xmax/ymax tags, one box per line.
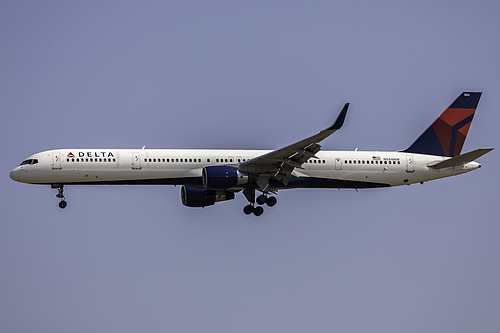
<box><xmin>242</xmin><ymin>188</ymin><xmax>277</xmax><ymax>216</ymax></box>
<box><xmin>52</xmin><ymin>184</ymin><xmax>67</xmax><ymax>209</ymax></box>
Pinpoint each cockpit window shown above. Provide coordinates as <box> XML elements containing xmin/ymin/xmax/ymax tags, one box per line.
<box><xmin>19</xmin><ymin>159</ymin><xmax>38</xmax><ymax>165</ymax></box>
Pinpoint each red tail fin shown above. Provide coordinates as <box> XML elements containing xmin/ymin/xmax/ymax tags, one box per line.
<box><xmin>403</xmin><ymin>92</ymin><xmax>481</xmax><ymax>157</ymax></box>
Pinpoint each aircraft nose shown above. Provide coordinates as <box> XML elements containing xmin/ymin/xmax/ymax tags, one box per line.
<box><xmin>10</xmin><ymin>168</ymin><xmax>20</xmax><ymax>182</ymax></box>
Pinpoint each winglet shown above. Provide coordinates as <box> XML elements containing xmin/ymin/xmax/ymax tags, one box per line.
<box><xmin>326</xmin><ymin>103</ymin><xmax>349</xmax><ymax>131</ymax></box>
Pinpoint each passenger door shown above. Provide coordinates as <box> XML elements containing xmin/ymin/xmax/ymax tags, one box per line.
<box><xmin>52</xmin><ymin>152</ymin><xmax>62</xmax><ymax>170</ymax></box>
<box><xmin>335</xmin><ymin>158</ymin><xmax>342</xmax><ymax>170</ymax></box>
<box><xmin>406</xmin><ymin>155</ymin><xmax>414</xmax><ymax>173</ymax></box>
<box><xmin>132</xmin><ymin>152</ymin><xmax>142</xmax><ymax>170</ymax></box>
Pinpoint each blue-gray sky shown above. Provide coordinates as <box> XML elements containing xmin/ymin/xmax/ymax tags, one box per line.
<box><xmin>1</xmin><ymin>1</ymin><xmax>499</xmax><ymax>332</ymax></box>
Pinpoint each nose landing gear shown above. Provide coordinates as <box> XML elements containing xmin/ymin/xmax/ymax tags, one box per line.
<box><xmin>52</xmin><ymin>184</ymin><xmax>67</xmax><ymax>209</ymax></box>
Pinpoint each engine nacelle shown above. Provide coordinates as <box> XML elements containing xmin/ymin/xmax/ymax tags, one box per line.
<box><xmin>202</xmin><ymin>165</ymin><xmax>249</xmax><ymax>189</ymax></box>
<box><xmin>181</xmin><ymin>185</ymin><xmax>235</xmax><ymax>208</ymax></box>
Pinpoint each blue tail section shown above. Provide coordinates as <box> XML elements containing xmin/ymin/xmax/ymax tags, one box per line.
<box><xmin>403</xmin><ymin>92</ymin><xmax>481</xmax><ymax>157</ymax></box>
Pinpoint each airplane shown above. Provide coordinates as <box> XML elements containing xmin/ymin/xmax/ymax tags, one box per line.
<box><xmin>10</xmin><ymin>92</ymin><xmax>493</xmax><ymax>216</ymax></box>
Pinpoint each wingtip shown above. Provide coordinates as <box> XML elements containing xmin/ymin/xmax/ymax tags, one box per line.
<box><xmin>326</xmin><ymin>103</ymin><xmax>349</xmax><ymax>131</ymax></box>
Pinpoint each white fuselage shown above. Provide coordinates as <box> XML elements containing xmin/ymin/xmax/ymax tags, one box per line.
<box><xmin>10</xmin><ymin>148</ymin><xmax>480</xmax><ymax>189</ymax></box>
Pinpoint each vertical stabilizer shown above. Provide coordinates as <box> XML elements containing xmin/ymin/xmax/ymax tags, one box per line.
<box><xmin>403</xmin><ymin>92</ymin><xmax>481</xmax><ymax>157</ymax></box>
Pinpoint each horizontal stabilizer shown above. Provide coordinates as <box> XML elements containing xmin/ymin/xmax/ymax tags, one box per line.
<box><xmin>428</xmin><ymin>148</ymin><xmax>494</xmax><ymax>169</ymax></box>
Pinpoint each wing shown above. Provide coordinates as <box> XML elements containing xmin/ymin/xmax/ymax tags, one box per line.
<box><xmin>239</xmin><ymin>103</ymin><xmax>349</xmax><ymax>191</ymax></box>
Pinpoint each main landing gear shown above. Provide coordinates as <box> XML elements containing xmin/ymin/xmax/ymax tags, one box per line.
<box><xmin>52</xmin><ymin>184</ymin><xmax>67</xmax><ymax>209</ymax></box>
<box><xmin>242</xmin><ymin>188</ymin><xmax>277</xmax><ymax>216</ymax></box>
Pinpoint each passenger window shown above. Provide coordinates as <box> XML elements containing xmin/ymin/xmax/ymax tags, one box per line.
<box><xmin>207</xmin><ymin>159</ymin><xmax>210</xmax><ymax>162</ymax></box>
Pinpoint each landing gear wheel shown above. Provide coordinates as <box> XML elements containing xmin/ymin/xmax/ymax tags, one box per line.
<box><xmin>253</xmin><ymin>206</ymin><xmax>264</xmax><ymax>216</ymax></box>
<box><xmin>243</xmin><ymin>204</ymin><xmax>254</xmax><ymax>215</ymax></box>
<box><xmin>266</xmin><ymin>196</ymin><xmax>277</xmax><ymax>207</ymax></box>
<box><xmin>256</xmin><ymin>195</ymin><xmax>267</xmax><ymax>206</ymax></box>
<box><xmin>59</xmin><ymin>200</ymin><xmax>67</xmax><ymax>209</ymax></box>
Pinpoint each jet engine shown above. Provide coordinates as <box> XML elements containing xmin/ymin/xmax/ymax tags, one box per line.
<box><xmin>181</xmin><ymin>185</ymin><xmax>235</xmax><ymax>207</ymax></box>
<box><xmin>202</xmin><ymin>165</ymin><xmax>250</xmax><ymax>189</ymax></box>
